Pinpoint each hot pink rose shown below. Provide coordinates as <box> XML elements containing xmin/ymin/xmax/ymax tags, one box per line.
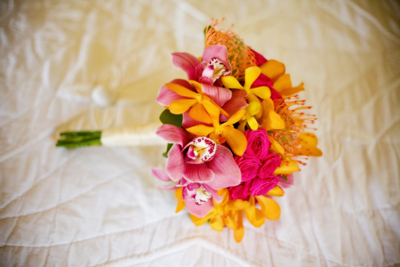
<box><xmin>250</xmin><ymin>176</ymin><xmax>279</xmax><ymax>196</ymax></box>
<box><xmin>229</xmin><ymin>182</ymin><xmax>251</xmax><ymax>200</ymax></box>
<box><xmin>235</xmin><ymin>156</ymin><xmax>261</xmax><ymax>182</ymax></box>
<box><xmin>258</xmin><ymin>153</ymin><xmax>281</xmax><ymax>179</ymax></box>
<box><xmin>244</xmin><ymin>129</ymin><xmax>271</xmax><ymax>160</ymax></box>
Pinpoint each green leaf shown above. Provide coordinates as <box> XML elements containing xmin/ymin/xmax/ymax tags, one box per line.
<box><xmin>159</xmin><ymin>109</ymin><xmax>183</xmax><ymax>128</ymax></box>
<box><xmin>162</xmin><ymin>143</ymin><xmax>173</xmax><ymax>158</ymax></box>
<box><xmin>282</xmin><ymin>174</ymin><xmax>288</xmax><ymax>181</ymax></box>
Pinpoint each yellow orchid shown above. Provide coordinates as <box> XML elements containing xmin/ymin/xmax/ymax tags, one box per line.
<box><xmin>259</xmin><ymin>60</ymin><xmax>304</xmax><ymax>97</ymax></box>
<box><xmin>165</xmin><ymin>80</ymin><xmax>229</xmax><ymax>124</ymax></box>
<box><xmin>185</xmin><ymin>109</ymin><xmax>247</xmax><ymax>156</ymax></box>
<box><xmin>238</xmin><ymin>101</ymin><xmax>261</xmax><ymax>132</ymax></box>
<box><xmin>191</xmin><ymin>187</ymin><xmax>284</xmax><ymax>242</ymax></box>
<box><xmin>221</xmin><ymin>66</ymin><xmax>271</xmax><ymax>119</ymax></box>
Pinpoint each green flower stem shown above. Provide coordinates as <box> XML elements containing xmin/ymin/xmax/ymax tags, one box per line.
<box><xmin>56</xmin><ymin>131</ymin><xmax>102</xmax><ymax>148</ymax></box>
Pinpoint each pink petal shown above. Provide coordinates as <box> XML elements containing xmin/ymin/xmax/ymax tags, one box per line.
<box><xmin>203</xmin><ymin>184</ymin><xmax>223</xmax><ymax>203</ymax></box>
<box><xmin>183</xmin><ymin>195</ymin><xmax>213</xmax><ymax>218</ymax></box>
<box><xmin>251</xmin><ymin>48</ymin><xmax>268</xmax><ymax>66</ymax></box>
<box><xmin>278</xmin><ymin>174</ymin><xmax>294</xmax><ymax>188</ymax></box>
<box><xmin>165</xmin><ymin>144</ymin><xmax>185</xmax><ymax>181</ymax></box>
<box><xmin>205</xmin><ymin>145</ymin><xmax>241</xmax><ymax>190</ymax></box>
<box><xmin>182</xmin><ymin>111</ymin><xmax>212</xmax><ymax>129</ymax></box>
<box><xmin>202</xmin><ymin>65</ymin><xmax>215</xmax><ymax>78</ymax></box>
<box><xmin>251</xmin><ymin>72</ymin><xmax>274</xmax><ymax>88</ymax></box>
<box><xmin>156</xmin><ymin>79</ymin><xmax>194</xmax><ymax>106</ymax></box>
<box><xmin>171</xmin><ymin>52</ymin><xmax>200</xmax><ymax>80</ymax></box>
<box><xmin>202</xmin><ymin>83</ymin><xmax>232</xmax><ymax>107</ymax></box>
<box><xmin>202</xmin><ymin>45</ymin><xmax>228</xmax><ymax>62</ymax></box>
<box><xmin>151</xmin><ymin>168</ymin><xmax>171</xmax><ymax>182</ymax></box>
<box><xmin>156</xmin><ymin>185</ymin><xmax>178</xmax><ymax>191</ymax></box>
<box><xmin>270</xmin><ymin>88</ymin><xmax>283</xmax><ymax>100</ymax></box>
<box><xmin>199</xmin><ymin>76</ymin><xmax>214</xmax><ymax>85</ymax></box>
<box><xmin>220</xmin><ymin>90</ymin><xmax>248</xmax><ymax>121</ymax></box>
<box><xmin>156</xmin><ymin>124</ymin><xmax>192</xmax><ymax>147</ymax></box>
<box><xmin>183</xmin><ymin>163</ymin><xmax>214</xmax><ymax>183</ymax></box>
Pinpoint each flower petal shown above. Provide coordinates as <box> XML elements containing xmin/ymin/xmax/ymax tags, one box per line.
<box><xmin>202</xmin><ymin>45</ymin><xmax>228</xmax><ymax>62</ymax></box>
<box><xmin>151</xmin><ymin>168</ymin><xmax>171</xmax><ymax>182</ymax></box>
<box><xmin>183</xmin><ymin>163</ymin><xmax>214</xmax><ymax>183</ymax></box>
<box><xmin>222</xmin><ymin>109</ymin><xmax>246</xmax><ymax>126</ymax></box>
<box><xmin>223</xmin><ymin>127</ymin><xmax>247</xmax><ymax>156</ymax></box>
<box><xmin>220</xmin><ymin>90</ymin><xmax>248</xmax><ymax>122</ymax></box>
<box><xmin>201</xmin><ymin>83</ymin><xmax>232</xmax><ymax>107</ymax></box>
<box><xmin>267</xmin><ymin>185</ymin><xmax>285</xmax><ymax>197</ymax></box>
<box><xmin>156</xmin><ymin>124</ymin><xmax>192</xmax><ymax>146</ymax></box>
<box><xmin>166</xmin><ymin>83</ymin><xmax>199</xmax><ymax>98</ymax></box>
<box><xmin>273</xmin><ymin>158</ymin><xmax>300</xmax><ymax>175</ymax></box>
<box><xmin>259</xmin><ymin>60</ymin><xmax>285</xmax><ymax>82</ymax></box>
<box><xmin>189</xmin><ymin>103</ymin><xmax>213</xmax><ymax>124</ymax></box>
<box><xmin>280</xmin><ymin>82</ymin><xmax>305</xmax><ymax>96</ymax></box>
<box><xmin>244</xmin><ymin>197</ymin><xmax>265</xmax><ymax>227</ymax></box>
<box><xmin>156</xmin><ymin>79</ymin><xmax>193</xmax><ymax>106</ymax></box>
<box><xmin>203</xmin><ymin>184</ymin><xmax>223</xmax><ymax>203</ymax></box>
<box><xmin>247</xmin><ymin>116</ymin><xmax>259</xmax><ymax>130</ymax></box>
<box><xmin>205</xmin><ymin>145</ymin><xmax>241</xmax><ymax>190</ymax></box>
<box><xmin>183</xmin><ymin>193</ymin><xmax>214</xmax><ymax>218</ymax></box>
<box><xmin>171</xmin><ymin>52</ymin><xmax>200</xmax><ymax>80</ymax></box>
<box><xmin>244</xmin><ymin>66</ymin><xmax>261</xmax><ymax>90</ymax></box>
<box><xmin>251</xmin><ymin>49</ymin><xmax>268</xmax><ymax>66</ymax></box>
<box><xmin>166</xmin><ymin>144</ymin><xmax>185</xmax><ymax>181</ymax></box>
<box><xmin>250</xmin><ymin>86</ymin><xmax>271</xmax><ymax>99</ymax></box>
<box><xmin>170</xmin><ymin>99</ymin><xmax>198</xmax><ymax>114</ymax></box>
<box><xmin>273</xmin><ymin>74</ymin><xmax>292</xmax><ymax>93</ymax></box>
<box><xmin>209</xmin><ymin>215</ymin><xmax>225</xmax><ymax>231</ymax></box>
<box><xmin>221</xmin><ymin>76</ymin><xmax>244</xmax><ymax>89</ymax></box>
<box><xmin>186</xmin><ymin>125</ymin><xmax>215</xmax><ymax>137</ymax></box>
<box><xmin>256</xmin><ymin>195</ymin><xmax>281</xmax><ymax>221</ymax></box>
<box><xmin>182</xmin><ymin>111</ymin><xmax>211</xmax><ymax>129</ymax></box>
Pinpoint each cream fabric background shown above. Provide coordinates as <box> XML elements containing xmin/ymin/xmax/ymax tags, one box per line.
<box><xmin>1</xmin><ymin>0</ymin><xmax>399</xmax><ymax>266</ymax></box>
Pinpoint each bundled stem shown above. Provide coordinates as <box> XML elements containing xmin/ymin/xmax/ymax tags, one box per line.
<box><xmin>56</xmin><ymin>131</ymin><xmax>102</xmax><ymax>148</ymax></box>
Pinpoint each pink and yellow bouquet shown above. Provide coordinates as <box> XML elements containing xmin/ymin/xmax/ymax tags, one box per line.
<box><xmin>152</xmin><ymin>20</ymin><xmax>322</xmax><ymax>242</ymax></box>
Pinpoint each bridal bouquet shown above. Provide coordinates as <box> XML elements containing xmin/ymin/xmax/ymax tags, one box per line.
<box><xmin>151</xmin><ymin>20</ymin><xmax>322</xmax><ymax>242</ymax></box>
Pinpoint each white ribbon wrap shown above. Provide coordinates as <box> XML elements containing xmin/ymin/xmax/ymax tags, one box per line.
<box><xmin>100</xmin><ymin>123</ymin><xmax>165</xmax><ymax>146</ymax></box>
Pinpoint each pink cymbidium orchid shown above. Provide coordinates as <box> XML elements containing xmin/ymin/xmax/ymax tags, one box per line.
<box><xmin>171</xmin><ymin>45</ymin><xmax>232</xmax><ymax>86</ymax></box>
<box><xmin>151</xmin><ymin>124</ymin><xmax>241</xmax><ymax>217</ymax></box>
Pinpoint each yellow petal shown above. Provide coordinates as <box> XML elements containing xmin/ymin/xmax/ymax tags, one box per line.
<box><xmin>189</xmin><ymin>103</ymin><xmax>213</xmax><ymax>124</ymax></box>
<box><xmin>259</xmin><ymin>60</ymin><xmax>285</xmax><ymax>82</ymax></box>
<box><xmin>250</xmin><ymin>86</ymin><xmax>271</xmax><ymax>99</ymax></box>
<box><xmin>268</xmin><ymin>136</ymin><xmax>285</xmax><ymax>154</ymax></box>
<box><xmin>280</xmin><ymin>82</ymin><xmax>305</xmax><ymax>96</ymax></box>
<box><xmin>227</xmin><ymin>199</ymin><xmax>251</xmax><ymax>211</ymax></box>
<box><xmin>244</xmin><ymin>197</ymin><xmax>265</xmax><ymax>227</ymax></box>
<box><xmin>244</xmin><ymin>66</ymin><xmax>261</xmax><ymax>90</ymax></box>
<box><xmin>234</xmin><ymin>217</ymin><xmax>244</xmax><ymax>242</ymax></box>
<box><xmin>209</xmin><ymin>215</ymin><xmax>224</xmax><ymax>232</ymax></box>
<box><xmin>175</xmin><ymin>200</ymin><xmax>185</xmax><ymax>213</ymax></box>
<box><xmin>295</xmin><ymin>132</ymin><xmax>323</xmax><ymax>157</ymax></box>
<box><xmin>186</xmin><ymin>125</ymin><xmax>215</xmax><ymax>136</ymax></box>
<box><xmin>261</xmin><ymin>98</ymin><xmax>274</xmax><ymax>113</ymax></box>
<box><xmin>166</xmin><ymin>83</ymin><xmax>198</xmax><ymax>98</ymax></box>
<box><xmin>247</xmin><ymin>94</ymin><xmax>263</xmax><ymax>119</ymax></box>
<box><xmin>202</xmin><ymin>95</ymin><xmax>230</xmax><ymax>118</ymax></box>
<box><xmin>238</xmin><ymin>121</ymin><xmax>246</xmax><ymax>133</ymax></box>
<box><xmin>169</xmin><ymin>99</ymin><xmax>198</xmax><ymax>114</ymax></box>
<box><xmin>221</xmin><ymin>76</ymin><xmax>244</xmax><ymax>89</ymax></box>
<box><xmin>273</xmin><ymin>74</ymin><xmax>292</xmax><ymax>93</ymax></box>
<box><xmin>224</xmin><ymin>212</ymin><xmax>239</xmax><ymax>230</ymax></box>
<box><xmin>223</xmin><ymin>127</ymin><xmax>247</xmax><ymax>156</ymax></box>
<box><xmin>222</xmin><ymin>109</ymin><xmax>246</xmax><ymax>126</ymax></box>
<box><xmin>191</xmin><ymin>212</ymin><xmax>214</xmax><ymax>226</ymax></box>
<box><xmin>175</xmin><ymin>187</ymin><xmax>183</xmax><ymax>200</ymax></box>
<box><xmin>188</xmin><ymin>80</ymin><xmax>203</xmax><ymax>94</ymax></box>
<box><xmin>247</xmin><ymin>116</ymin><xmax>259</xmax><ymax>130</ymax></box>
<box><xmin>267</xmin><ymin>185</ymin><xmax>284</xmax><ymax>197</ymax></box>
<box><xmin>267</xmin><ymin>111</ymin><xmax>285</xmax><ymax>130</ymax></box>
<box><xmin>247</xmin><ymin>101</ymin><xmax>261</xmax><ymax>116</ymax></box>
<box><xmin>256</xmin><ymin>196</ymin><xmax>281</xmax><ymax>221</ymax></box>
<box><xmin>274</xmin><ymin>158</ymin><xmax>300</xmax><ymax>175</ymax></box>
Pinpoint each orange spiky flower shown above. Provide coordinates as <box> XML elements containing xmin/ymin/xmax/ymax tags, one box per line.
<box><xmin>205</xmin><ymin>18</ymin><xmax>256</xmax><ymax>82</ymax></box>
<box><xmin>270</xmin><ymin>95</ymin><xmax>320</xmax><ymax>166</ymax></box>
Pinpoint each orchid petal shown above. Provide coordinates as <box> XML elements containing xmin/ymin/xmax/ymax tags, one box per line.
<box><xmin>189</xmin><ymin>103</ymin><xmax>213</xmax><ymax>124</ymax></box>
<box><xmin>183</xmin><ymin>163</ymin><xmax>214</xmax><ymax>183</ymax></box>
<box><xmin>201</xmin><ymin>83</ymin><xmax>232</xmax><ymax>107</ymax></box>
<box><xmin>205</xmin><ymin>145</ymin><xmax>241</xmax><ymax>190</ymax></box>
<box><xmin>156</xmin><ymin>124</ymin><xmax>192</xmax><ymax>146</ymax></box>
<box><xmin>250</xmin><ymin>86</ymin><xmax>271</xmax><ymax>99</ymax></box>
<box><xmin>223</xmin><ymin>127</ymin><xmax>247</xmax><ymax>156</ymax></box>
<box><xmin>183</xmin><ymin>193</ymin><xmax>214</xmax><ymax>218</ymax></box>
<box><xmin>220</xmin><ymin>90</ymin><xmax>248</xmax><ymax>121</ymax></box>
<box><xmin>166</xmin><ymin>144</ymin><xmax>185</xmax><ymax>181</ymax></box>
<box><xmin>244</xmin><ymin>197</ymin><xmax>265</xmax><ymax>227</ymax></box>
<box><xmin>256</xmin><ymin>196</ymin><xmax>281</xmax><ymax>221</ymax></box>
<box><xmin>222</xmin><ymin>109</ymin><xmax>246</xmax><ymax>126</ymax></box>
<box><xmin>202</xmin><ymin>45</ymin><xmax>228</xmax><ymax>62</ymax></box>
<box><xmin>186</xmin><ymin>125</ymin><xmax>215</xmax><ymax>137</ymax></box>
<box><xmin>280</xmin><ymin>82</ymin><xmax>305</xmax><ymax>96</ymax></box>
<box><xmin>202</xmin><ymin>96</ymin><xmax>229</xmax><ymax>118</ymax></box>
<box><xmin>221</xmin><ymin>76</ymin><xmax>244</xmax><ymax>89</ymax></box>
<box><xmin>247</xmin><ymin>101</ymin><xmax>261</xmax><ymax>116</ymax></box>
<box><xmin>191</xmin><ymin>212</ymin><xmax>215</xmax><ymax>226</ymax></box>
<box><xmin>199</xmin><ymin>76</ymin><xmax>214</xmax><ymax>85</ymax></box>
<box><xmin>171</xmin><ymin>52</ymin><xmax>200</xmax><ymax>80</ymax></box>
<box><xmin>209</xmin><ymin>215</ymin><xmax>224</xmax><ymax>231</ymax></box>
<box><xmin>203</xmin><ymin>184</ymin><xmax>223</xmax><ymax>203</ymax></box>
<box><xmin>273</xmin><ymin>74</ymin><xmax>292</xmax><ymax>93</ymax></box>
<box><xmin>267</xmin><ymin>185</ymin><xmax>285</xmax><ymax>197</ymax></box>
<box><xmin>156</xmin><ymin>79</ymin><xmax>193</xmax><ymax>106</ymax></box>
<box><xmin>234</xmin><ymin>213</ymin><xmax>244</xmax><ymax>243</ymax></box>
<box><xmin>244</xmin><ymin>66</ymin><xmax>261</xmax><ymax>90</ymax></box>
<box><xmin>151</xmin><ymin>168</ymin><xmax>171</xmax><ymax>182</ymax></box>
<box><xmin>169</xmin><ymin>99</ymin><xmax>198</xmax><ymax>114</ymax></box>
<box><xmin>273</xmin><ymin>158</ymin><xmax>300</xmax><ymax>175</ymax></box>
<box><xmin>260</xmin><ymin>60</ymin><xmax>285</xmax><ymax>82</ymax></box>
<box><xmin>182</xmin><ymin>111</ymin><xmax>211</xmax><ymax>129</ymax></box>
<box><xmin>166</xmin><ymin>83</ymin><xmax>199</xmax><ymax>98</ymax></box>
<box><xmin>202</xmin><ymin>65</ymin><xmax>214</xmax><ymax>78</ymax></box>
<box><xmin>175</xmin><ymin>188</ymin><xmax>185</xmax><ymax>213</ymax></box>
<box><xmin>247</xmin><ymin>116</ymin><xmax>259</xmax><ymax>130</ymax></box>
<box><xmin>188</xmin><ymin>80</ymin><xmax>203</xmax><ymax>94</ymax></box>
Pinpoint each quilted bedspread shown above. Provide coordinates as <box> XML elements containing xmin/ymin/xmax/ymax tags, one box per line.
<box><xmin>1</xmin><ymin>0</ymin><xmax>399</xmax><ymax>266</ymax></box>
